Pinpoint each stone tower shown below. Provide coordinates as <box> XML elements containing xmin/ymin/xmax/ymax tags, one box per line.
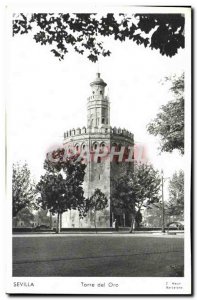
<box><xmin>62</xmin><ymin>73</ymin><xmax>134</xmax><ymax>228</ymax></box>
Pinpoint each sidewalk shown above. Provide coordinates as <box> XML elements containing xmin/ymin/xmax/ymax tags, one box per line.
<box><xmin>12</xmin><ymin>231</ymin><xmax>184</xmax><ymax>238</ymax></box>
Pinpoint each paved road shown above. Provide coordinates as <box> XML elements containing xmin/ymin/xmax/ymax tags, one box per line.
<box><xmin>13</xmin><ymin>234</ymin><xmax>184</xmax><ymax>277</ymax></box>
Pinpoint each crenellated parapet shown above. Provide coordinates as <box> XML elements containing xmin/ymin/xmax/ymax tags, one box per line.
<box><xmin>64</xmin><ymin>126</ymin><xmax>134</xmax><ymax>139</ymax></box>
<box><xmin>111</xmin><ymin>127</ymin><xmax>134</xmax><ymax>139</ymax></box>
<box><xmin>64</xmin><ymin>127</ymin><xmax>87</xmax><ymax>138</ymax></box>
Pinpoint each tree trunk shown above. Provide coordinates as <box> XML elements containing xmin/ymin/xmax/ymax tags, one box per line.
<box><xmin>50</xmin><ymin>212</ymin><xmax>53</xmax><ymax>230</ymax></box>
<box><xmin>94</xmin><ymin>211</ymin><xmax>97</xmax><ymax>234</ymax></box>
<box><xmin>123</xmin><ymin>213</ymin><xmax>126</xmax><ymax>227</ymax></box>
<box><xmin>129</xmin><ymin>213</ymin><xmax>135</xmax><ymax>233</ymax></box>
<box><xmin>133</xmin><ymin>219</ymin><xmax>136</xmax><ymax>230</ymax></box>
<box><xmin>60</xmin><ymin>213</ymin><xmax>62</xmax><ymax>229</ymax></box>
<box><xmin>56</xmin><ymin>212</ymin><xmax>61</xmax><ymax>234</ymax></box>
<box><xmin>129</xmin><ymin>220</ymin><xmax>133</xmax><ymax>233</ymax></box>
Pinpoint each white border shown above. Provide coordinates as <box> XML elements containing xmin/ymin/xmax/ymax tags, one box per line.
<box><xmin>4</xmin><ymin>4</ymin><xmax>192</xmax><ymax>295</ymax></box>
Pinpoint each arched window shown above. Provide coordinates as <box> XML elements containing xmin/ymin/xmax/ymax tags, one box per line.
<box><xmin>100</xmin><ymin>142</ymin><xmax>106</xmax><ymax>154</ymax></box>
<box><xmin>81</xmin><ymin>144</ymin><xmax>86</xmax><ymax>150</ymax></box>
<box><xmin>102</xmin><ymin>118</ymin><xmax>105</xmax><ymax>124</ymax></box>
<box><xmin>112</xmin><ymin>143</ymin><xmax>119</xmax><ymax>163</ymax></box>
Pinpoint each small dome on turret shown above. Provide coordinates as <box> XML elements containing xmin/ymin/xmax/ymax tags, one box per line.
<box><xmin>90</xmin><ymin>73</ymin><xmax>107</xmax><ymax>87</ymax></box>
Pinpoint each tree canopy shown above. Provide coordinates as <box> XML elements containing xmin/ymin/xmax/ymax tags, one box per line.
<box><xmin>112</xmin><ymin>163</ymin><xmax>161</xmax><ymax>231</ymax></box>
<box><xmin>37</xmin><ymin>208</ymin><xmax>51</xmax><ymax>225</ymax></box>
<box><xmin>166</xmin><ymin>170</ymin><xmax>184</xmax><ymax>217</ymax></box>
<box><xmin>12</xmin><ymin>162</ymin><xmax>36</xmax><ymax>217</ymax></box>
<box><xmin>13</xmin><ymin>207</ymin><xmax>35</xmax><ymax>227</ymax></box>
<box><xmin>85</xmin><ymin>188</ymin><xmax>108</xmax><ymax>230</ymax></box>
<box><xmin>36</xmin><ymin>149</ymin><xmax>86</xmax><ymax>232</ymax></box>
<box><xmin>147</xmin><ymin>73</ymin><xmax>184</xmax><ymax>155</ymax></box>
<box><xmin>13</xmin><ymin>13</ymin><xmax>185</xmax><ymax>62</ymax></box>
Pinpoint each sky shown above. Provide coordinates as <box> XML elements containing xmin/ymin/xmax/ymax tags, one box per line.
<box><xmin>8</xmin><ymin>15</ymin><xmax>186</xmax><ymax>197</ymax></box>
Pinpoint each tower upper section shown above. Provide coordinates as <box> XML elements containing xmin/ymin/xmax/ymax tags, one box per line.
<box><xmin>87</xmin><ymin>73</ymin><xmax>110</xmax><ymax>129</ymax></box>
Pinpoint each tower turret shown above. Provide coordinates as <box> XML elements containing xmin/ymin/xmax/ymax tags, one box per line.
<box><xmin>87</xmin><ymin>73</ymin><xmax>110</xmax><ymax>128</ymax></box>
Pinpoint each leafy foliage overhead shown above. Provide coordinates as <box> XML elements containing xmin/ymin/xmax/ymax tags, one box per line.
<box><xmin>147</xmin><ymin>73</ymin><xmax>184</xmax><ymax>155</ymax></box>
<box><xmin>13</xmin><ymin>13</ymin><xmax>185</xmax><ymax>61</ymax></box>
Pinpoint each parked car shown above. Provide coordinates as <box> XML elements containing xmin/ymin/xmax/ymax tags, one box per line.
<box><xmin>167</xmin><ymin>221</ymin><xmax>184</xmax><ymax>230</ymax></box>
<box><xmin>35</xmin><ymin>224</ymin><xmax>50</xmax><ymax>231</ymax></box>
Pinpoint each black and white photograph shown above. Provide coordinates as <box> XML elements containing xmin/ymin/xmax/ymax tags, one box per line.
<box><xmin>5</xmin><ymin>4</ymin><xmax>192</xmax><ymax>295</ymax></box>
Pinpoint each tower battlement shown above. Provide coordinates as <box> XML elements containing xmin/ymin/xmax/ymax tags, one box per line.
<box><xmin>64</xmin><ymin>126</ymin><xmax>134</xmax><ymax>139</ymax></box>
